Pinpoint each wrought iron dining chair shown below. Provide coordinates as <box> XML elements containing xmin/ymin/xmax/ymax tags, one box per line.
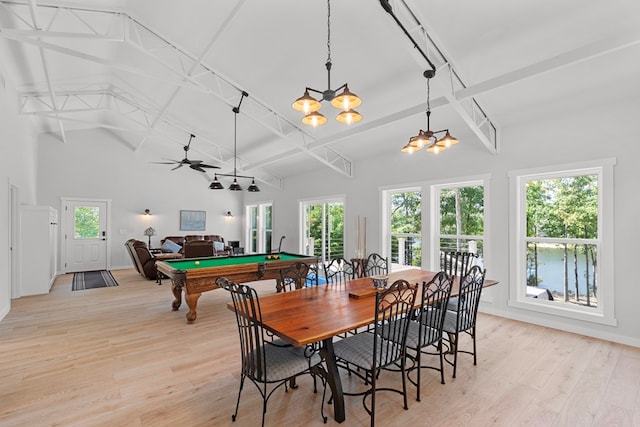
<box><xmin>277</xmin><ymin>261</ymin><xmax>312</xmax><ymax>292</ymax></box>
<box><xmin>441</xmin><ymin>250</ymin><xmax>478</xmax><ymax>277</ymax></box>
<box><xmin>332</xmin><ymin>279</ymin><xmax>418</xmax><ymax>427</ymax></box>
<box><xmin>441</xmin><ymin>250</ymin><xmax>478</xmax><ymax>311</ymax></box>
<box><xmin>442</xmin><ymin>265</ymin><xmax>486</xmax><ymax>378</ymax></box>
<box><xmin>219</xmin><ymin>277</ymin><xmax>325</xmax><ymax>426</ymax></box>
<box><xmin>403</xmin><ymin>271</ymin><xmax>453</xmax><ymax>401</ymax></box>
<box><xmin>323</xmin><ymin>257</ymin><xmax>355</xmax><ymax>284</ymax></box>
<box><xmin>363</xmin><ymin>253</ymin><xmax>389</xmax><ymax>278</ymax></box>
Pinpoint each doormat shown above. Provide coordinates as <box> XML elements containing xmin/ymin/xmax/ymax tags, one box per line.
<box><xmin>72</xmin><ymin>270</ymin><xmax>119</xmax><ymax>291</ymax></box>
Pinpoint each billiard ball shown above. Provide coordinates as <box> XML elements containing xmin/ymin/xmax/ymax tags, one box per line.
<box><xmin>194</xmin><ymin>260</ymin><xmax>200</xmax><ymax>265</ymax></box>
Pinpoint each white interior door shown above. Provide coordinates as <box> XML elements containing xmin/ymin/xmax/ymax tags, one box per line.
<box><xmin>64</xmin><ymin>200</ymin><xmax>108</xmax><ymax>272</ymax></box>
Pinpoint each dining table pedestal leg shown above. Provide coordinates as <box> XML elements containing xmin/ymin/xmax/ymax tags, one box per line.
<box><xmin>320</xmin><ymin>337</ymin><xmax>345</xmax><ymax>423</ymax></box>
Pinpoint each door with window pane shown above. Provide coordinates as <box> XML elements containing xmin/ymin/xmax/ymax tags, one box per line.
<box><xmin>64</xmin><ymin>200</ymin><xmax>108</xmax><ymax>272</ymax></box>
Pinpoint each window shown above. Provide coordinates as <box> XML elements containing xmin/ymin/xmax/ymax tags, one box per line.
<box><xmin>300</xmin><ymin>198</ymin><xmax>344</xmax><ymax>264</ymax></box>
<box><xmin>509</xmin><ymin>159</ymin><xmax>616</xmax><ymax>325</ymax></box>
<box><xmin>74</xmin><ymin>206</ymin><xmax>100</xmax><ymax>238</ymax></box>
<box><xmin>382</xmin><ymin>188</ymin><xmax>422</xmax><ymax>270</ymax></box>
<box><xmin>246</xmin><ymin>202</ymin><xmax>272</xmax><ymax>253</ymax></box>
<box><xmin>432</xmin><ymin>181</ymin><xmax>485</xmax><ymax>268</ymax></box>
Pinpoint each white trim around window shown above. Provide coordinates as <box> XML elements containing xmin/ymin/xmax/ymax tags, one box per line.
<box><xmin>508</xmin><ymin>158</ymin><xmax>616</xmax><ymax>326</ymax></box>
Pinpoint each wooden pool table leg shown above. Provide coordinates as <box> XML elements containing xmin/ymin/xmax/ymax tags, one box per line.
<box><xmin>184</xmin><ymin>291</ymin><xmax>201</xmax><ymax>324</ymax></box>
<box><xmin>170</xmin><ymin>282</ymin><xmax>183</xmax><ymax>311</ymax></box>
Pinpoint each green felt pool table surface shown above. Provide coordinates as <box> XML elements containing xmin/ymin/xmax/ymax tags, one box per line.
<box><xmin>161</xmin><ymin>252</ymin><xmax>309</xmax><ymax>270</ymax></box>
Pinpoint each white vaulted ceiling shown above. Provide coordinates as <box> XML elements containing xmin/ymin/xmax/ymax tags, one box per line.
<box><xmin>1</xmin><ymin>0</ymin><xmax>639</xmax><ymax>189</ymax></box>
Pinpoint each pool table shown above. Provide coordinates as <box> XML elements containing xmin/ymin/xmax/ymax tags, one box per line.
<box><xmin>156</xmin><ymin>252</ymin><xmax>318</xmax><ymax>323</ymax></box>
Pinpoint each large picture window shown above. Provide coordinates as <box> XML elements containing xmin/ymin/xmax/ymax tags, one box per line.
<box><xmin>433</xmin><ymin>181</ymin><xmax>485</xmax><ymax>268</ymax></box>
<box><xmin>382</xmin><ymin>188</ymin><xmax>422</xmax><ymax>270</ymax></box>
<box><xmin>509</xmin><ymin>159</ymin><xmax>616</xmax><ymax>325</ymax></box>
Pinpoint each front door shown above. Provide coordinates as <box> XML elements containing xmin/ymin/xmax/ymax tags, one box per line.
<box><xmin>64</xmin><ymin>199</ymin><xmax>109</xmax><ymax>272</ymax></box>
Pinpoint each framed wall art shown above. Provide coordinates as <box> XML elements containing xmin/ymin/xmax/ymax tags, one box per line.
<box><xmin>180</xmin><ymin>210</ymin><xmax>206</xmax><ymax>231</ymax></box>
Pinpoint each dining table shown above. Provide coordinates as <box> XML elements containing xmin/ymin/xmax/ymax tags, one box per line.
<box><xmin>226</xmin><ymin>268</ymin><xmax>498</xmax><ymax>423</ymax></box>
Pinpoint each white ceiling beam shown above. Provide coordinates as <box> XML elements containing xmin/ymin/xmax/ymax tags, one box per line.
<box><xmin>136</xmin><ymin>0</ymin><xmax>248</xmax><ymax>150</ymax></box>
<box><xmin>385</xmin><ymin>0</ymin><xmax>498</xmax><ymax>153</ymax></box>
<box><xmin>456</xmin><ymin>30</ymin><xmax>640</xmax><ymax>100</ymax></box>
<box><xmin>27</xmin><ymin>0</ymin><xmax>66</xmax><ymax>142</ymax></box>
<box><xmin>0</xmin><ymin>2</ymin><xmax>354</xmax><ymax>179</ymax></box>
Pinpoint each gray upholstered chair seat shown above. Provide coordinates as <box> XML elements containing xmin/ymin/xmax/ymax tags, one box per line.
<box><xmin>333</xmin><ymin>332</ymin><xmax>401</xmax><ymax>370</ymax></box>
<box><xmin>257</xmin><ymin>344</ymin><xmax>322</xmax><ymax>382</ymax></box>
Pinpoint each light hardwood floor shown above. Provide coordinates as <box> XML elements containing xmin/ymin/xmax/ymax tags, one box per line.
<box><xmin>1</xmin><ymin>269</ymin><xmax>639</xmax><ymax>427</ymax></box>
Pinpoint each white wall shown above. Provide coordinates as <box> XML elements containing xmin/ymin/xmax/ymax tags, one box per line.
<box><xmin>0</xmin><ymin>70</ymin><xmax>38</xmax><ymax>320</ymax></box>
<box><xmin>37</xmin><ymin>128</ymin><xmax>244</xmax><ymax>271</ymax></box>
<box><xmin>246</xmin><ymin>97</ymin><xmax>640</xmax><ymax>347</ymax></box>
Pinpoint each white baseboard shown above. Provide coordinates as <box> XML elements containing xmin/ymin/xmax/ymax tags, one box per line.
<box><xmin>480</xmin><ymin>306</ymin><xmax>640</xmax><ymax>349</ymax></box>
<box><xmin>0</xmin><ymin>301</ymin><xmax>10</xmax><ymax>322</ymax></box>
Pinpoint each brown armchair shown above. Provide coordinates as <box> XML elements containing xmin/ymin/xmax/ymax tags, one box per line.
<box><xmin>125</xmin><ymin>239</ymin><xmax>167</xmax><ymax>280</ymax></box>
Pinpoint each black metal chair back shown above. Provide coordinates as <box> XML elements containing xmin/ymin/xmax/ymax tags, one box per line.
<box><xmin>278</xmin><ymin>261</ymin><xmax>311</xmax><ymax>292</ymax></box>
<box><xmin>416</xmin><ymin>272</ymin><xmax>453</xmax><ymax>350</ymax></box>
<box><xmin>363</xmin><ymin>253</ymin><xmax>389</xmax><ymax>277</ymax></box>
<box><xmin>454</xmin><ymin>265</ymin><xmax>485</xmax><ymax>333</ymax></box>
<box><xmin>323</xmin><ymin>257</ymin><xmax>355</xmax><ymax>284</ymax></box>
<box><xmin>222</xmin><ymin>278</ymin><xmax>268</xmax><ymax>382</ymax></box>
<box><xmin>440</xmin><ymin>250</ymin><xmax>477</xmax><ymax>277</ymax></box>
<box><xmin>373</xmin><ymin>279</ymin><xmax>418</xmax><ymax>368</ymax></box>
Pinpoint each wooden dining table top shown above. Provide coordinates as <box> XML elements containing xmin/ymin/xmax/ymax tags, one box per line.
<box><xmin>226</xmin><ymin>269</ymin><xmax>498</xmax><ymax>347</ymax></box>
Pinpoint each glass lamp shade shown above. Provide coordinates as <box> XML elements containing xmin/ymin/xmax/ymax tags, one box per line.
<box><xmin>292</xmin><ymin>89</ymin><xmax>321</xmax><ymax>114</ymax></box>
<box><xmin>247</xmin><ymin>178</ymin><xmax>260</xmax><ymax>192</ymax></box>
<box><xmin>413</xmin><ymin>130</ymin><xmax>433</xmax><ymax>149</ymax></box>
<box><xmin>331</xmin><ymin>85</ymin><xmax>361</xmax><ymax>110</ymax></box>
<box><xmin>209</xmin><ymin>176</ymin><xmax>224</xmax><ymax>189</ymax></box>
<box><xmin>144</xmin><ymin>226</ymin><xmax>156</xmax><ymax>237</ymax></box>
<box><xmin>229</xmin><ymin>179</ymin><xmax>242</xmax><ymax>191</ymax></box>
<box><xmin>438</xmin><ymin>131</ymin><xmax>459</xmax><ymax>148</ymax></box>
<box><xmin>401</xmin><ymin>141</ymin><xmax>418</xmax><ymax>154</ymax></box>
<box><xmin>336</xmin><ymin>109</ymin><xmax>362</xmax><ymax>124</ymax></box>
<box><xmin>302</xmin><ymin>111</ymin><xmax>328</xmax><ymax>127</ymax></box>
<box><xmin>426</xmin><ymin>140</ymin><xmax>447</xmax><ymax>154</ymax></box>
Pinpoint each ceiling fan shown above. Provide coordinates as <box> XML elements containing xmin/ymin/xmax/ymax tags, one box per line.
<box><xmin>153</xmin><ymin>134</ymin><xmax>219</xmax><ymax>173</ymax></box>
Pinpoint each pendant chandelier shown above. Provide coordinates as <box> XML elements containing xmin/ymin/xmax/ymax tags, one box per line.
<box><xmin>209</xmin><ymin>91</ymin><xmax>260</xmax><ymax>192</ymax></box>
<box><xmin>378</xmin><ymin>0</ymin><xmax>459</xmax><ymax>154</ymax></box>
<box><xmin>291</xmin><ymin>0</ymin><xmax>362</xmax><ymax>127</ymax></box>
<box><xmin>401</xmin><ymin>71</ymin><xmax>459</xmax><ymax>155</ymax></box>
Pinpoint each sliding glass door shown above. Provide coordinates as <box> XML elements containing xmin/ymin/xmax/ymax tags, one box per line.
<box><xmin>301</xmin><ymin>198</ymin><xmax>344</xmax><ymax>264</ymax></box>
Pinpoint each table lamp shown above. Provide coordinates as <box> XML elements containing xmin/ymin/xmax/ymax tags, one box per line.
<box><xmin>144</xmin><ymin>226</ymin><xmax>156</xmax><ymax>248</ymax></box>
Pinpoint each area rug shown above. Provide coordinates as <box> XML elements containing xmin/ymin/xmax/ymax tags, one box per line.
<box><xmin>72</xmin><ymin>270</ymin><xmax>119</xmax><ymax>291</ymax></box>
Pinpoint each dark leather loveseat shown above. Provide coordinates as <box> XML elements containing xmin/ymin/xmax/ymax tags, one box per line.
<box><xmin>160</xmin><ymin>234</ymin><xmax>232</xmax><ymax>256</ymax></box>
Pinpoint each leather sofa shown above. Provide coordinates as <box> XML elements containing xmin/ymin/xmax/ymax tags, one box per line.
<box><xmin>125</xmin><ymin>239</ymin><xmax>169</xmax><ymax>280</ymax></box>
<box><xmin>160</xmin><ymin>234</ymin><xmax>232</xmax><ymax>256</ymax></box>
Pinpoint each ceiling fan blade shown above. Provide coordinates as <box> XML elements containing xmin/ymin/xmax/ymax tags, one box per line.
<box><xmin>190</xmin><ymin>165</ymin><xmax>207</xmax><ymax>173</ymax></box>
<box><xmin>171</xmin><ymin>164</ymin><xmax>184</xmax><ymax>171</ymax></box>
<box><xmin>189</xmin><ymin>160</ymin><xmax>219</xmax><ymax>169</ymax></box>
